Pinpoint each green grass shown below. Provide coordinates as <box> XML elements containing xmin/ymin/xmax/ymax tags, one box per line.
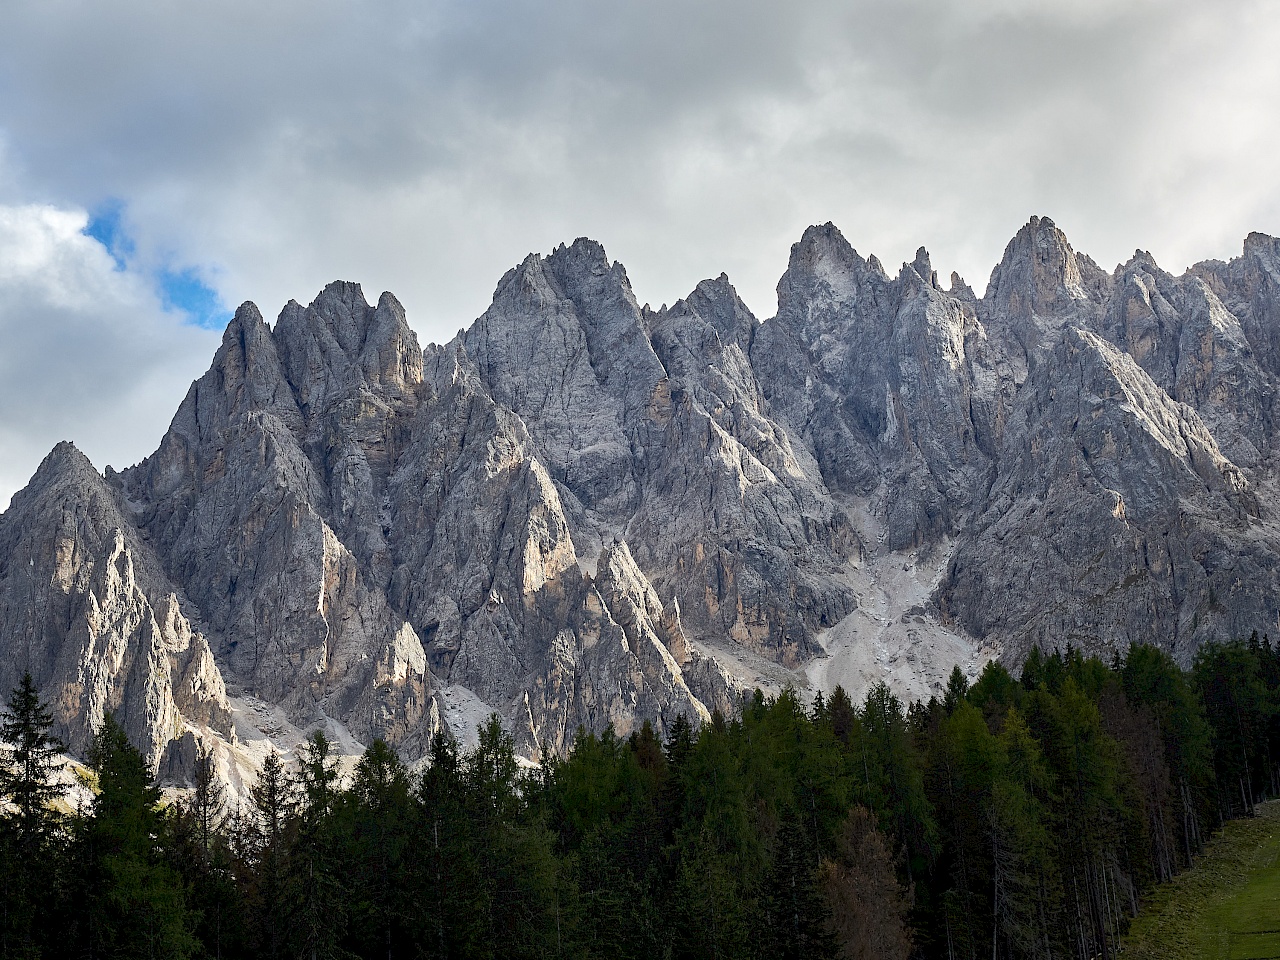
<box><xmin>1124</xmin><ymin>801</ymin><xmax>1280</xmax><ymax>960</ymax></box>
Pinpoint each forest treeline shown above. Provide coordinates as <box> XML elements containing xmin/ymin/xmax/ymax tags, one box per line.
<box><xmin>1</xmin><ymin>635</ymin><xmax>1279</xmax><ymax>960</ymax></box>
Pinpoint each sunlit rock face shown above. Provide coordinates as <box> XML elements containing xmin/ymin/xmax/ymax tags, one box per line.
<box><xmin>0</xmin><ymin>442</ymin><xmax>232</xmax><ymax>770</ymax></box>
<box><xmin>3</xmin><ymin>218</ymin><xmax>1279</xmax><ymax>774</ymax></box>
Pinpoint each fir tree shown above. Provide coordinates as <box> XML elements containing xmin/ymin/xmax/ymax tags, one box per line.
<box><xmin>759</xmin><ymin>816</ymin><xmax>837</xmax><ymax>960</ymax></box>
<box><xmin>0</xmin><ymin>672</ymin><xmax>67</xmax><ymax>958</ymax></box>
<box><xmin>248</xmin><ymin>749</ymin><xmax>295</xmax><ymax>960</ymax></box>
<box><xmin>168</xmin><ymin>742</ymin><xmax>244</xmax><ymax>959</ymax></box>
<box><xmin>0</xmin><ymin>672</ymin><xmax>66</xmax><ymax>845</ymax></box>
<box><xmin>72</xmin><ymin>714</ymin><xmax>197</xmax><ymax>959</ymax></box>
<box><xmin>344</xmin><ymin>738</ymin><xmax>416</xmax><ymax>959</ymax></box>
<box><xmin>290</xmin><ymin>730</ymin><xmax>349</xmax><ymax>960</ymax></box>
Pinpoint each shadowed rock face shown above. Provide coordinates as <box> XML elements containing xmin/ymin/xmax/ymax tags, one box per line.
<box><xmin>938</xmin><ymin>327</ymin><xmax>1273</xmax><ymax>665</ymax></box>
<box><xmin>4</xmin><ymin>218</ymin><xmax>1280</xmax><ymax>773</ymax></box>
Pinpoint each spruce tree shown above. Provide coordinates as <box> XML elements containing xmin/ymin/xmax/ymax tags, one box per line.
<box><xmin>72</xmin><ymin>714</ymin><xmax>197</xmax><ymax>959</ymax></box>
<box><xmin>0</xmin><ymin>672</ymin><xmax>65</xmax><ymax>845</ymax></box>
<box><xmin>249</xmin><ymin>748</ymin><xmax>295</xmax><ymax>960</ymax></box>
<box><xmin>759</xmin><ymin>817</ymin><xmax>837</xmax><ymax>960</ymax></box>
<box><xmin>0</xmin><ymin>672</ymin><xmax>67</xmax><ymax>958</ymax></box>
<box><xmin>290</xmin><ymin>731</ymin><xmax>348</xmax><ymax>960</ymax></box>
<box><xmin>415</xmin><ymin>730</ymin><xmax>486</xmax><ymax>959</ymax></box>
<box><xmin>168</xmin><ymin>742</ymin><xmax>245</xmax><ymax>959</ymax></box>
<box><xmin>345</xmin><ymin>738</ymin><xmax>415</xmax><ymax>959</ymax></box>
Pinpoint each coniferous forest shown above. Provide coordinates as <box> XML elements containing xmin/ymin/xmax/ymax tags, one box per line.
<box><xmin>1</xmin><ymin>637</ymin><xmax>1279</xmax><ymax>960</ymax></box>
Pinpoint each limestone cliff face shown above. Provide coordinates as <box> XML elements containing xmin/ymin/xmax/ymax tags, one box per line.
<box><xmin>4</xmin><ymin>218</ymin><xmax>1280</xmax><ymax>774</ymax></box>
<box><xmin>945</xmin><ymin>221</ymin><xmax>1280</xmax><ymax>665</ymax></box>
<box><xmin>459</xmin><ymin>240</ymin><xmax>859</xmax><ymax>666</ymax></box>
<box><xmin>0</xmin><ymin>443</ymin><xmax>231</xmax><ymax>769</ymax></box>
<box><xmin>117</xmin><ymin>293</ymin><xmax>437</xmax><ymax>759</ymax></box>
<box><xmin>938</xmin><ymin>327</ymin><xmax>1274</xmax><ymax>664</ymax></box>
<box><xmin>752</xmin><ymin>224</ymin><xmax>992</xmax><ymax>551</ymax></box>
<box><xmin>383</xmin><ymin>345</ymin><xmax>718</xmax><ymax>757</ymax></box>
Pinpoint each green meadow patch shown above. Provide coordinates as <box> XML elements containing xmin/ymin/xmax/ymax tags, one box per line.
<box><xmin>1124</xmin><ymin>801</ymin><xmax>1280</xmax><ymax>960</ymax></box>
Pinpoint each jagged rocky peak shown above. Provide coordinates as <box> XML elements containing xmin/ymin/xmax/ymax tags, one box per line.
<box><xmin>8</xmin><ymin>215</ymin><xmax>1280</xmax><ymax>781</ymax></box>
<box><xmin>1096</xmin><ymin>249</ymin><xmax>1271</xmax><ymax>470</ymax></box>
<box><xmin>983</xmin><ymin>216</ymin><xmax>1111</xmax><ymax>342</ymax></box>
<box><xmin>535</xmin><ymin>238</ymin><xmax>664</xmax><ymax>407</ymax></box>
<box><xmin>908</xmin><ymin>246</ymin><xmax>938</xmax><ymax>288</ymax></box>
<box><xmin>775</xmin><ymin>222</ymin><xmax>882</xmax><ymax>327</ymax></box>
<box><xmin>1191</xmin><ymin>231</ymin><xmax>1280</xmax><ymax>380</ymax></box>
<box><xmin>948</xmin><ymin>271</ymin><xmax>976</xmax><ymax>301</ymax></box>
<box><xmin>755</xmin><ymin>217</ymin><xmax>993</xmax><ymax>547</ymax></box>
<box><xmin>647</xmin><ymin>273</ymin><xmax>759</xmax><ymax>387</ymax></box>
<box><xmin>125</xmin><ymin>298</ymin><xmax>301</xmax><ymax>508</ymax></box>
<box><xmin>663</xmin><ymin>273</ymin><xmax>757</xmax><ymax>350</ymax></box>
<box><xmin>1244</xmin><ymin>230</ymin><xmax>1280</xmax><ymax>260</ymax></box>
<box><xmin>109</xmin><ymin>280</ymin><xmax>444</xmax><ymax>764</ymax></box>
<box><xmin>940</xmin><ymin>319</ymin><xmax>1275</xmax><ymax>665</ymax></box>
<box><xmin>266</xmin><ymin>281</ymin><xmax>426</xmax><ymax>567</ymax></box>
<box><xmin>0</xmin><ymin>442</ymin><xmax>232</xmax><ymax>770</ymax></box>
<box><xmin>206</xmin><ymin>300</ymin><xmax>299</xmax><ymax>430</ymax></box>
<box><xmin>461</xmin><ymin>237</ymin><xmax>666</xmax><ymax>523</ymax></box>
<box><xmin>218</xmin><ymin>300</ymin><xmax>298</xmax><ymax>415</ymax></box>
<box><xmin>274</xmin><ymin>281</ymin><xmax>424</xmax><ymax>417</ymax></box>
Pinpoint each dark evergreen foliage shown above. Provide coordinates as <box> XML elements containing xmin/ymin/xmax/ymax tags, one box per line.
<box><xmin>0</xmin><ymin>638</ymin><xmax>1278</xmax><ymax>959</ymax></box>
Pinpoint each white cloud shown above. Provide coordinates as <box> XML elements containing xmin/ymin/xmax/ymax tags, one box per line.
<box><xmin>0</xmin><ymin>203</ymin><xmax>218</xmax><ymax>510</ymax></box>
<box><xmin>0</xmin><ymin>0</ymin><xmax>1278</xmax><ymax>507</ymax></box>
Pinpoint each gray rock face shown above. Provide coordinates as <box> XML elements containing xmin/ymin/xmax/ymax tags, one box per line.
<box><xmin>459</xmin><ymin>241</ymin><xmax>860</xmax><ymax>666</ymax></box>
<box><xmin>4</xmin><ymin>217</ymin><xmax>1280</xmax><ymax>775</ymax></box>
<box><xmin>117</xmin><ymin>293</ymin><xmax>437</xmax><ymax>759</ymax></box>
<box><xmin>752</xmin><ymin>224</ymin><xmax>991</xmax><ymax>551</ymax></box>
<box><xmin>462</xmin><ymin>241</ymin><xmax>663</xmax><ymax>523</ymax></box>
<box><xmin>938</xmin><ymin>327</ymin><xmax>1274</xmax><ymax>664</ymax></box>
<box><xmin>383</xmin><ymin>342</ymin><xmax>729</xmax><ymax>757</ymax></box>
<box><xmin>0</xmin><ymin>443</ymin><xmax>231</xmax><ymax>769</ymax></box>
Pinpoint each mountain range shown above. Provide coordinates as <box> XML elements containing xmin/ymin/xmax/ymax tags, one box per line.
<box><xmin>2</xmin><ymin>216</ymin><xmax>1277</xmax><ymax>786</ymax></box>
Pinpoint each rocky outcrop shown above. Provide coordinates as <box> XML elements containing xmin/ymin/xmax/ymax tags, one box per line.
<box><xmin>4</xmin><ymin>218</ymin><xmax>1280</xmax><ymax>775</ymax></box>
<box><xmin>118</xmin><ymin>294</ymin><xmax>439</xmax><ymax>758</ymax></box>
<box><xmin>0</xmin><ymin>443</ymin><xmax>231</xmax><ymax>769</ymax></box>
<box><xmin>752</xmin><ymin>224</ymin><xmax>992</xmax><ymax>551</ymax></box>
<box><xmin>938</xmin><ymin>327</ymin><xmax>1275</xmax><ymax>664</ymax></box>
<box><xmin>385</xmin><ymin>344</ymin><xmax>730</xmax><ymax>757</ymax></box>
<box><xmin>459</xmin><ymin>241</ymin><xmax>860</xmax><ymax>665</ymax></box>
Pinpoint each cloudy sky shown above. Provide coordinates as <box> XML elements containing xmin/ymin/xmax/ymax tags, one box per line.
<box><xmin>1</xmin><ymin>0</ymin><xmax>1278</xmax><ymax>509</ymax></box>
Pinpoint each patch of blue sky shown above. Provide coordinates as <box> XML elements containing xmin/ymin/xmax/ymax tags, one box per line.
<box><xmin>159</xmin><ymin>266</ymin><xmax>231</xmax><ymax>330</ymax></box>
<box><xmin>85</xmin><ymin>199</ymin><xmax>134</xmax><ymax>269</ymax></box>
<box><xmin>83</xmin><ymin>199</ymin><xmax>230</xmax><ymax>330</ymax></box>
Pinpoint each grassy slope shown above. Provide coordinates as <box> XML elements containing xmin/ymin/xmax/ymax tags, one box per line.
<box><xmin>1123</xmin><ymin>801</ymin><xmax>1280</xmax><ymax>960</ymax></box>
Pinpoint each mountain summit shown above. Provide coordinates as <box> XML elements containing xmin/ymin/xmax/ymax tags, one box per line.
<box><xmin>3</xmin><ymin>219</ymin><xmax>1278</xmax><ymax>781</ymax></box>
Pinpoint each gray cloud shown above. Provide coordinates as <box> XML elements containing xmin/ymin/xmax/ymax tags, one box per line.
<box><xmin>1</xmin><ymin>0</ymin><xmax>1278</xmax><ymax>503</ymax></box>
<box><xmin>0</xmin><ymin>204</ymin><xmax>218</xmax><ymax>508</ymax></box>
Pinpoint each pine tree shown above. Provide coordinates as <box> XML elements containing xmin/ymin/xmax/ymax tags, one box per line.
<box><xmin>0</xmin><ymin>672</ymin><xmax>66</xmax><ymax>845</ymax></box>
<box><xmin>0</xmin><ymin>672</ymin><xmax>68</xmax><ymax>958</ymax></box>
<box><xmin>465</xmin><ymin>716</ymin><xmax>565</xmax><ymax>960</ymax></box>
<box><xmin>827</xmin><ymin>687</ymin><xmax>857</xmax><ymax>746</ymax></box>
<box><xmin>415</xmin><ymin>730</ymin><xmax>486</xmax><ymax>959</ymax></box>
<box><xmin>345</xmin><ymin>738</ymin><xmax>416</xmax><ymax>959</ymax></box>
<box><xmin>168</xmin><ymin>742</ymin><xmax>245</xmax><ymax>959</ymax></box>
<box><xmin>71</xmin><ymin>714</ymin><xmax>198</xmax><ymax>959</ymax></box>
<box><xmin>943</xmin><ymin>667</ymin><xmax>970</xmax><ymax>716</ymax></box>
<box><xmin>759</xmin><ymin>817</ymin><xmax>837</xmax><ymax>960</ymax></box>
<box><xmin>819</xmin><ymin>807</ymin><xmax>910</xmax><ymax>960</ymax></box>
<box><xmin>290</xmin><ymin>731</ymin><xmax>349</xmax><ymax>960</ymax></box>
<box><xmin>248</xmin><ymin>749</ymin><xmax>295</xmax><ymax>960</ymax></box>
